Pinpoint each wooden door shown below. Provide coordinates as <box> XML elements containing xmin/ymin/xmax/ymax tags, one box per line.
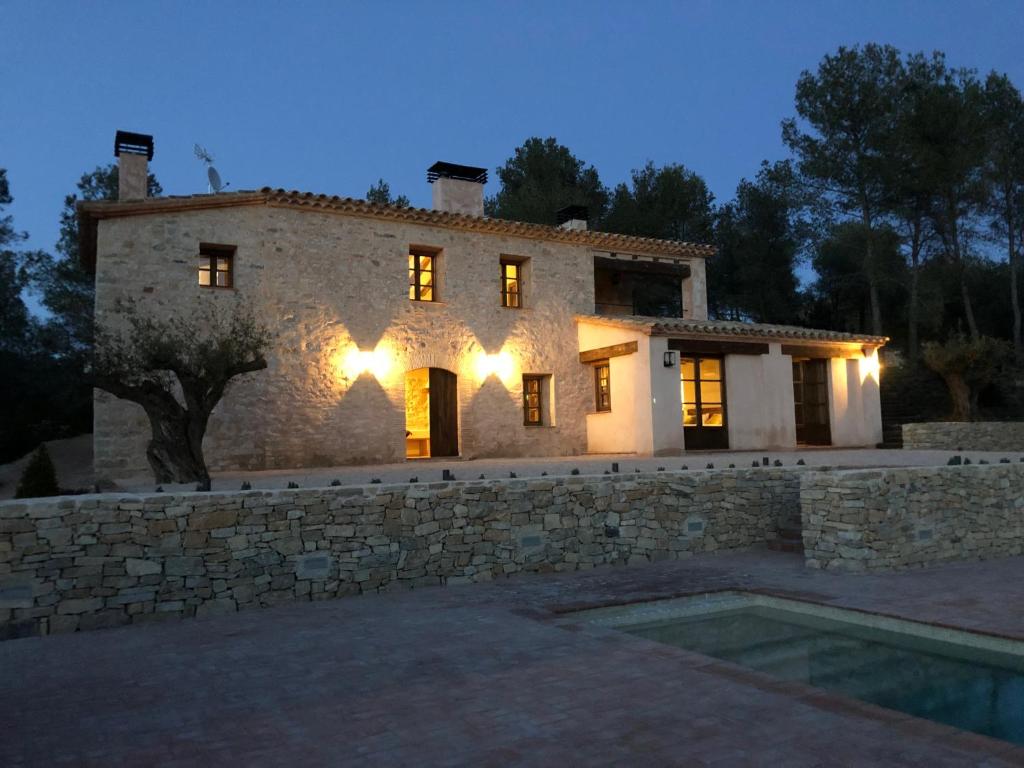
<box><xmin>428</xmin><ymin>368</ymin><xmax>459</xmax><ymax>457</ymax></box>
<box><xmin>793</xmin><ymin>359</ymin><xmax>831</xmax><ymax>445</ymax></box>
<box><xmin>680</xmin><ymin>356</ymin><xmax>729</xmax><ymax>450</ymax></box>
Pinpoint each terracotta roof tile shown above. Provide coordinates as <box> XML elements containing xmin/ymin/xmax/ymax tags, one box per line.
<box><xmin>575</xmin><ymin>314</ymin><xmax>888</xmax><ymax>346</ymax></box>
<box><xmin>78</xmin><ymin>188</ymin><xmax>715</xmax><ymax>270</ymax></box>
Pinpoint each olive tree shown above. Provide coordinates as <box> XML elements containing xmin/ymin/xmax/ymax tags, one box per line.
<box><xmin>922</xmin><ymin>334</ymin><xmax>1013</xmax><ymax>421</ymax></box>
<box><xmin>94</xmin><ymin>300</ymin><xmax>271</xmax><ymax>488</ymax></box>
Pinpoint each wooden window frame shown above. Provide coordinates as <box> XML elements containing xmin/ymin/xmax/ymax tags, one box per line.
<box><xmin>594</xmin><ymin>362</ymin><xmax>611</xmax><ymax>412</ymax></box>
<box><xmin>680</xmin><ymin>355</ymin><xmax>727</xmax><ymax>430</ymax></box>
<box><xmin>198</xmin><ymin>244</ymin><xmax>235</xmax><ymax>289</ymax></box>
<box><xmin>409</xmin><ymin>247</ymin><xmax>439</xmax><ymax>302</ymax></box>
<box><xmin>523</xmin><ymin>374</ymin><xmax>545</xmax><ymax>426</ymax></box>
<box><xmin>501</xmin><ymin>258</ymin><xmax>524</xmax><ymax>308</ymax></box>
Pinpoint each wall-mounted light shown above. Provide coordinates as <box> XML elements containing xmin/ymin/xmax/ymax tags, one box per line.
<box><xmin>340</xmin><ymin>347</ymin><xmax>392</xmax><ymax>382</ymax></box>
<box><xmin>474</xmin><ymin>350</ymin><xmax>515</xmax><ymax>383</ymax></box>
<box><xmin>663</xmin><ymin>350</ymin><xmax>677</xmax><ymax>368</ymax></box>
<box><xmin>858</xmin><ymin>347</ymin><xmax>881</xmax><ymax>384</ymax></box>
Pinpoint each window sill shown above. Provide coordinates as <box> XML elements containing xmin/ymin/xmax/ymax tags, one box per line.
<box><xmin>409</xmin><ymin>299</ymin><xmax>447</xmax><ymax>307</ymax></box>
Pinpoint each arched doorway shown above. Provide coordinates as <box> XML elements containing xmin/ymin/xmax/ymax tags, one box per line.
<box><xmin>405</xmin><ymin>367</ymin><xmax>459</xmax><ymax>458</ymax></box>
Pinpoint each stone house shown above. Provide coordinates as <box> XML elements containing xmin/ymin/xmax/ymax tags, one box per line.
<box><xmin>80</xmin><ymin>132</ymin><xmax>886</xmax><ymax>481</ymax></box>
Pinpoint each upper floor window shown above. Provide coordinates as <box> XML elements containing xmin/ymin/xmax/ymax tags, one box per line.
<box><xmin>409</xmin><ymin>247</ymin><xmax>438</xmax><ymax>302</ymax></box>
<box><xmin>594</xmin><ymin>362</ymin><xmax>611</xmax><ymax>412</ymax></box>
<box><xmin>523</xmin><ymin>375</ymin><xmax>546</xmax><ymax>425</ymax></box>
<box><xmin>501</xmin><ymin>258</ymin><xmax>523</xmax><ymax>308</ymax></box>
<box><xmin>198</xmin><ymin>244</ymin><xmax>234</xmax><ymax>288</ymax></box>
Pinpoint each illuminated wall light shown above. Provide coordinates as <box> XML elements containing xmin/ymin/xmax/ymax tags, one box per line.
<box><xmin>859</xmin><ymin>348</ymin><xmax>881</xmax><ymax>384</ymax></box>
<box><xmin>341</xmin><ymin>346</ymin><xmax>393</xmax><ymax>382</ymax></box>
<box><xmin>474</xmin><ymin>350</ymin><xmax>516</xmax><ymax>383</ymax></box>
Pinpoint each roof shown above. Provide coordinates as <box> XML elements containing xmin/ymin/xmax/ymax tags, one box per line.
<box><xmin>575</xmin><ymin>314</ymin><xmax>888</xmax><ymax>346</ymax></box>
<box><xmin>77</xmin><ymin>188</ymin><xmax>715</xmax><ymax>271</ymax></box>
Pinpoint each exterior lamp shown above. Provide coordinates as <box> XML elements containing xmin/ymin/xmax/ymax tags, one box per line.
<box><xmin>663</xmin><ymin>350</ymin><xmax>677</xmax><ymax>368</ymax></box>
<box><xmin>341</xmin><ymin>347</ymin><xmax>392</xmax><ymax>382</ymax></box>
<box><xmin>858</xmin><ymin>347</ymin><xmax>881</xmax><ymax>384</ymax></box>
<box><xmin>474</xmin><ymin>350</ymin><xmax>515</xmax><ymax>384</ymax></box>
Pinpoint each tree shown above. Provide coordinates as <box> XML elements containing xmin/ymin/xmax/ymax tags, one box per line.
<box><xmin>783</xmin><ymin>44</ymin><xmax>905</xmax><ymax>337</ymax></box>
<box><xmin>603</xmin><ymin>161</ymin><xmax>715</xmax><ymax>243</ymax></box>
<box><xmin>807</xmin><ymin>222</ymin><xmax>905</xmax><ymax>335</ymax></box>
<box><xmin>982</xmin><ymin>72</ymin><xmax>1024</xmax><ymax>352</ymax></box>
<box><xmin>922</xmin><ymin>334</ymin><xmax>1013</xmax><ymax>420</ymax></box>
<box><xmin>709</xmin><ymin>161</ymin><xmax>805</xmax><ymax>323</ymax></box>
<box><xmin>485</xmin><ymin>137</ymin><xmax>609</xmax><ymax>226</ymax></box>
<box><xmin>366</xmin><ymin>178</ymin><xmax>410</xmax><ymax>208</ymax></box>
<box><xmin>886</xmin><ymin>52</ymin><xmax>947</xmax><ymax>363</ymax></box>
<box><xmin>0</xmin><ymin>169</ymin><xmax>73</xmax><ymax>463</ymax></box>
<box><xmin>93</xmin><ymin>300</ymin><xmax>271</xmax><ymax>488</ymax></box>
<box><xmin>910</xmin><ymin>64</ymin><xmax>990</xmax><ymax>339</ymax></box>
<box><xmin>15</xmin><ymin>445</ymin><xmax>59</xmax><ymax>499</ymax></box>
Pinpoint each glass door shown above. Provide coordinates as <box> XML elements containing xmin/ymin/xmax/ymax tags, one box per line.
<box><xmin>681</xmin><ymin>356</ymin><xmax>729</xmax><ymax>449</ymax></box>
<box><xmin>793</xmin><ymin>359</ymin><xmax>831</xmax><ymax>445</ymax></box>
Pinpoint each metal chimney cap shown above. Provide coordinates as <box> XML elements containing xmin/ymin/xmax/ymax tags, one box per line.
<box><xmin>556</xmin><ymin>204</ymin><xmax>588</xmax><ymax>225</ymax></box>
<box><xmin>114</xmin><ymin>131</ymin><xmax>154</xmax><ymax>160</ymax></box>
<box><xmin>427</xmin><ymin>161</ymin><xmax>487</xmax><ymax>184</ymax></box>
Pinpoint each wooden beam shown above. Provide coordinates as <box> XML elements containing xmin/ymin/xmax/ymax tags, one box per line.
<box><xmin>579</xmin><ymin>340</ymin><xmax>638</xmax><ymax>363</ymax></box>
<box><xmin>594</xmin><ymin>255</ymin><xmax>691</xmax><ymax>279</ymax></box>
<box><xmin>782</xmin><ymin>343</ymin><xmax>862</xmax><ymax>359</ymax></box>
<box><xmin>667</xmin><ymin>339</ymin><xmax>769</xmax><ymax>356</ymax></box>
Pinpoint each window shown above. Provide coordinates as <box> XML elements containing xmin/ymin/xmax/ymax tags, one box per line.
<box><xmin>681</xmin><ymin>357</ymin><xmax>724</xmax><ymax>427</ymax></box>
<box><xmin>501</xmin><ymin>258</ymin><xmax>523</xmax><ymax>308</ymax></box>
<box><xmin>409</xmin><ymin>248</ymin><xmax>438</xmax><ymax>302</ymax></box>
<box><xmin>594</xmin><ymin>362</ymin><xmax>611</xmax><ymax>412</ymax></box>
<box><xmin>523</xmin><ymin>375</ymin><xmax>544</xmax><ymax>425</ymax></box>
<box><xmin>198</xmin><ymin>244</ymin><xmax>234</xmax><ymax>288</ymax></box>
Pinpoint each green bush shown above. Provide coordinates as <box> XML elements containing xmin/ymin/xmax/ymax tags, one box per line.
<box><xmin>15</xmin><ymin>444</ymin><xmax>59</xmax><ymax>499</ymax></box>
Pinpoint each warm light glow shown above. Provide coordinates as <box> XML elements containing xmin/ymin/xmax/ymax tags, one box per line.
<box><xmin>340</xmin><ymin>346</ymin><xmax>393</xmax><ymax>382</ymax></box>
<box><xmin>474</xmin><ymin>350</ymin><xmax>516</xmax><ymax>384</ymax></box>
<box><xmin>859</xmin><ymin>348</ymin><xmax>881</xmax><ymax>384</ymax></box>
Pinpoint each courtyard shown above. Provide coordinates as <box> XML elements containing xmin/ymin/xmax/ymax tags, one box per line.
<box><xmin>3</xmin><ymin>551</ymin><xmax>1024</xmax><ymax>766</ymax></box>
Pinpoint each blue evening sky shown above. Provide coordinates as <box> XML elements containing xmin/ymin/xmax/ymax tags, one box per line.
<box><xmin>5</xmin><ymin>0</ymin><xmax>1024</xmax><ymax>271</ymax></box>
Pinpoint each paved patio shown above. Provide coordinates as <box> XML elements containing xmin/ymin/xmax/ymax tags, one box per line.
<box><xmin>3</xmin><ymin>551</ymin><xmax>1024</xmax><ymax>766</ymax></box>
<box><xmin>117</xmin><ymin>447</ymin><xmax>1024</xmax><ymax>493</ymax></box>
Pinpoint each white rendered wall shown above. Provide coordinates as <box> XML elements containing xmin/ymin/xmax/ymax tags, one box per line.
<box><xmin>828</xmin><ymin>354</ymin><xmax>883</xmax><ymax>447</ymax></box>
<box><xmin>725</xmin><ymin>345</ymin><xmax>798</xmax><ymax>450</ymax></box>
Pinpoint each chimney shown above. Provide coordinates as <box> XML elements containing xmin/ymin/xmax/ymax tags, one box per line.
<box><xmin>556</xmin><ymin>205</ymin><xmax>588</xmax><ymax>231</ymax></box>
<box><xmin>428</xmin><ymin>161</ymin><xmax>487</xmax><ymax>217</ymax></box>
<box><xmin>114</xmin><ymin>130</ymin><xmax>154</xmax><ymax>201</ymax></box>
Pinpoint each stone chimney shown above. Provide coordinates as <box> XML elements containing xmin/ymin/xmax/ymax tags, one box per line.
<box><xmin>114</xmin><ymin>130</ymin><xmax>154</xmax><ymax>201</ymax></box>
<box><xmin>556</xmin><ymin>205</ymin><xmax>588</xmax><ymax>231</ymax></box>
<box><xmin>428</xmin><ymin>161</ymin><xmax>487</xmax><ymax>217</ymax></box>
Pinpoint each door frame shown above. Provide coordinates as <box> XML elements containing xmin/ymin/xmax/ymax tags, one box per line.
<box><xmin>793</xmin><ymin>358</ymin><xmax>832</xmax><ymax>446</ymax></box>
<box><xmin>427</xmin><ymin>367</ymin><xmax>459</xmax><ymax>458</ymax></box>
<box><xmin>678</xmin><ymin>353</ymin><xmax>729</xmax><ymax>450</ymax></box>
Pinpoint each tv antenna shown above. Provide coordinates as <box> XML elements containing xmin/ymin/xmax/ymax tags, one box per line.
<box><xmin>193</xmin><ymin>144</ymin><xmax>229</xmax><ymax>193</ymax></box>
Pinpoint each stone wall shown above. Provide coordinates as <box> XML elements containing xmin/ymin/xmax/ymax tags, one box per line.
<box><xmin>801</xmin><ymin>464</ymin><xmax>1024</xmax><ymax>572</ymax></box>
<box><xmin>902</xmin><ymin>421</ymin><xmax>1024</xmax><ymax>452</ymax></box>
<box><xmin>93</xmin><ymin>205</ymin><xmax>706</xmax><ymax>481</ymax></box>
<box><xmin>0</xmin><ymin>469</ymin><xmax>800</xmax><ymax>639</ymax></box>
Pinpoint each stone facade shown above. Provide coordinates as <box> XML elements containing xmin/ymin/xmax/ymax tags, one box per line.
<box><xmin>0</xmin><ymin>469</ymin><xmax>800</xmax><ymax>638</ymax></box>
<box><xmin>801</xmin><ymin>463</ymin><xmax>1024</xmax><ymax>571</ymax></box>
<box><xmin>901</xmin><ymin>421</ymin><xmax>1024</xmax><ymax>452</ymax></box>
<box><xmin>92</xmin><ymin>205</ymin><xmax>707</xmax><ymax>480</ymax></box>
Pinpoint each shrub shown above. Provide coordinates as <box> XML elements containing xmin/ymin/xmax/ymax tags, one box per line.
<box><xmin>15</xmin><ymin>445</ymin><xmax>59</xmax><ymax>499</ymax></box>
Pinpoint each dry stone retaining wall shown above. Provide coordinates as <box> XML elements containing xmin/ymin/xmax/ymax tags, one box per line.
<box><xmin>902</xmin><ymin>422</ymin><xmax>1024</xmax><ymax>452</ymax></box>
<box><xmin>0</xmin><ymin>469</ymin><xmax>800</xmax><ymax>639</ymax></box>
<box><xmin>801</xmin><ymin>464</ymin><xmax>1024</xmax><ymax>571</ymax></box>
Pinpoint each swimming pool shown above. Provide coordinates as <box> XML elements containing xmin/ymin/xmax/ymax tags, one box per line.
<box><xmin>573</xmin><ymin>592</ymin><xmax>1024</xmax><ymax>745</ymax></box>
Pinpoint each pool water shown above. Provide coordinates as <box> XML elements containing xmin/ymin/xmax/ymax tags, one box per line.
<box><xmin>581</xmin><ymin>595</ymin><xmax>1024</xmax><ymax>745</ymax></box>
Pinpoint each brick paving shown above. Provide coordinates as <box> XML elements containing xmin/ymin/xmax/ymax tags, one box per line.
<box><xmin>3</xmin><ymin>551</ymin><xmax>1024</xmax><ymax>766</ymax></box>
